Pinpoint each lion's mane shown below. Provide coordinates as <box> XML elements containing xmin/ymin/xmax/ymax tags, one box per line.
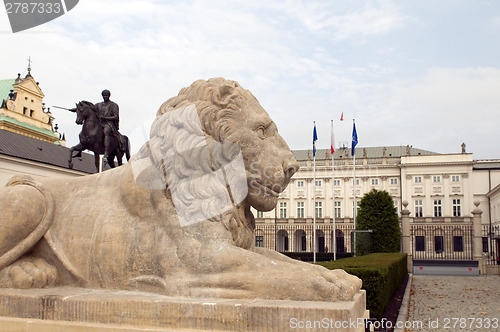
<box><xmin>132</xmin><ymin>78</ymin><xmax>254</xmax><ymax>249</ymax></box>
<box><xmin>157</xmin><ymin>77</ymin><xmax>246</xmax><ymax>142</ymax></box>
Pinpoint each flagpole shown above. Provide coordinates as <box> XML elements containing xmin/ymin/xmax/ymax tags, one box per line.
<box><xmin>352</xmin><ymin>119</ymin><xmax>357</xmax><ymax>257</ymax></box>
<box><xmin>313</xmin><ymin>121</ymin><xmax>317</xmax><ymax>264</ymax></box>
<box><xmin>331</xmin><ymin>120</ymin><xmax>336</xmax><ymax>261</ymax></box>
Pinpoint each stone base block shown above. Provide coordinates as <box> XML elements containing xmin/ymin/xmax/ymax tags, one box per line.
<box><xmin>483</xmin><ymin>264</ymin><xmax>500</xmax><ymax>275</ymax></box>
<box><xmin>0</xmin><ymin>287</ymin><xmax>368</xmax><ymax>331</ymax></box>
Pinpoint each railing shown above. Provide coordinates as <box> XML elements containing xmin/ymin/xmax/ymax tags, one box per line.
<box><xmin>280</xmin><ymin>252</ymin><xmax>353</xmax><ymax>262</ymax></box>
<box><xmin>255</xmin><ymin>223</ymin><xmax>355</xmax><ymax>254</ymax></box>
<box><xmin>482</xmin><ymin>225</ymin><xmax>500</xmax><ymax>265</ymax></box>
<box><xmin>410</xmin><ymin>224</ymin><xmax>473</xmax><ymax>261</ymax></box>
<box><xmin>257</xmin><ymin>220</ymin><xmax>494</xmax><ymax>264</ymax></box>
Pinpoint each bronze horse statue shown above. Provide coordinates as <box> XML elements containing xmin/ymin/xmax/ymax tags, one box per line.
<box><xmin>69</xmin><ymin>101</ymin><xmax>130</xmax><ymax>171</ymax></box>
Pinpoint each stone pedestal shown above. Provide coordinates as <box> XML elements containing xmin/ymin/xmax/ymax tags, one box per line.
<box><xmin>0</xmin><ymin>287</ymin><xmax>368</xmax><ymax>331</ymax></box>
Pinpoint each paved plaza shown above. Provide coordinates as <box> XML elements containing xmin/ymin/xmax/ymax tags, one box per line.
<box><xmin>405</xmin><ymin>275</ymin><xmax>500</xmax><ymax>331</ymax></box>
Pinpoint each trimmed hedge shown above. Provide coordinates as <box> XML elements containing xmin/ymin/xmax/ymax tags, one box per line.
<box><xmin>317</xmin><ymin>253</ymin><xmax>407</xmax><ymax>319</ymax></box>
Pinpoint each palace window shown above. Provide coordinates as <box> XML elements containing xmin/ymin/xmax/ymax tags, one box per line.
<box><xmin>390</xmin><ymin>178</ymin><xmax>398</xmax><ymax>185</ymax></box>
<box><xmin>279</xmin><ymin>202</ymin><xmax>287</xmax><ymax>219</ymax></box>
<box><xmin>452</xmin><ymin>199</ymin><xmax>461</xmax><ymax>217</ymax></box>
<box><xmin>415</xmin><ymin>200</ymin><xmax>423</xmax><ymax>217</ymax></box>
<box><xmin>315</xmin><ymin>201</ymin><xmax>323</xmax><ymax>218</ymax></box>
<box><xmin>482</xmin><ymin>237</ymin><xmax>489</xmax><ymax>253</ymax></box>
<box><xmin>255</xmin><ymin>236</ymin><xmax>264</xmax><ymax>248</ymax></box>
<box><xmin>315</xmin><ymin>180</ymin><xmax>322</xmax><ymax>187</ymax></box>
<box><xmin>256</xmin><ymin>211</ymin><xmax>263</xmax><ymax>218</ymax></box>
<box><xmin>453</xmin><ymin>236</ymin><xmax>464</xmax><ymax>252</ymax></box>
<box><xmin>352</xmin><ymin>201</ymin><xmax>360</xmax><ymax>215</ymax></box>
<box><xmin>433</xmin><ymin>200</ymin><xmax>442</xmax><ymax>217</ymax></box>
<box><xmin>334</xmin><ymin>179</ymin><xmax>341</xmax><ymax>186</ymax></box>
<box><xmin>414</xmin><ymin>176</ymin><xmax>422</xmax><ymax>183</ymax></box>
<box><xmin>415</xmin><ymin>236</ymin><xmax>425</xmax><ymax>251</ymax></box>
<box><xmin>296</xmin><ymin>201</ymin><xmax>304</xmax><ymax>218</ymax></box>
<box><xmin>433</xmin><ymin>175</ymin><xmax>441</xmax><ymax>183</ymax></box>
<box><xmin>352</xmin><ymin>179</ymin><xmax>360</xmax><ymax>185</ymax></box>
<box><xmin>452</xmin><ymin>175</ymin><xmax>460</xmax><ymax>182</ymax></box>
<box><xmin>334</xmin><ymin>201</ymin><xmax>341</xmax><ymax>218</ymax></box>
<box><xmin>434</xmin><ymin>236</ymin><xmax>444</xmax><ymax>253</ymax></box>
<box><xmin>296</xmin><ymin>180</ymin><xmax>304</xmax><ymax>187</ymax></box>
<box><xmin>371</xmin><ymin>178</ymin><xmax>379</xmax><ymax>185</ymax></box>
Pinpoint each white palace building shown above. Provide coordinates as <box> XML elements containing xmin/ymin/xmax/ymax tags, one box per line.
<box><xmin>253</xmin><ymin>145</ymin><xmax>500</xmax><ymax>274</ymax></box>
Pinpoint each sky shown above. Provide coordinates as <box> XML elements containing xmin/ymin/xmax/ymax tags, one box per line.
<box><xmin>1</xmin><ymin>0</ymin><xmax>499</xmax><ymax>160</ymax></box>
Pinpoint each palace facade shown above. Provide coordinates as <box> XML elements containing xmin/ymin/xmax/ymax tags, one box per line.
<box><xmin>253</xmin><ymin>146</ymin><xmax>500</xmax><ymax>273</ymax></box>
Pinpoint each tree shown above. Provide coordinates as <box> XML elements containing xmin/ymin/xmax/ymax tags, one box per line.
<box><xmin>356</xmin><ymin>189</ymin><xmax>400</xmax><ymax>254</ymax></box>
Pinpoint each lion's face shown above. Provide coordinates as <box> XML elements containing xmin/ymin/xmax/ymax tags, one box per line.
<box><xmin>150</xmin><ymin>78</ymin><xmax>299</xmax><ymax>215</ymax></box>
<box><xmin>223</xmin><ymin>90</ymin><xmax>299</xmax><ymax>212</ymax></box>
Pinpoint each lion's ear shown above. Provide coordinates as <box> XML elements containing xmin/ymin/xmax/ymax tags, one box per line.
<box><xmin>216</xmin><ymin>85</ymin><xmax>234</xmax><ymax>105</ymax></box>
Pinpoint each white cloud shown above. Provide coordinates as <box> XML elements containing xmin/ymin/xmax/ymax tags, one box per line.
<box><xmin>283</xmin><ymin>0</ymin><xmax>405</xmax><ymax>41</ymax></box>
<box><xmin>274</xmin><ymin>66</ymin><xmax>500</xmax><ymax>160</ymax></box>
<box><xmin>377</xmin><ymin>67</ymin><xmax>500</xmax><ymax>157</ymax></box>
<box><xmin>1</xmin><ymin>1</ymin><xmax>498</xmax><ymax>161</ymax></box>
<box><xmin>1</xmin><ymin>0</ymin><xmax>306</xmax><ymax>150</ymax></box>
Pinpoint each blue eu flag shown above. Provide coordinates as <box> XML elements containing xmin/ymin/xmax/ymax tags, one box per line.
<box><xmin>351</xmin><ymin>121</ymin><xmax>358</xmax><ymax>156</ymax></box>
<box><xmin>313</xmin><ymin>123</ymin><xmax>318</xmax><ymax>157</ymax></box>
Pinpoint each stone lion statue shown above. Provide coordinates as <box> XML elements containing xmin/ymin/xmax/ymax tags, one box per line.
<box><xmin>0</xmin><ymin>78</ymin><xmax>361</xmax><ymax>301</ymax></box>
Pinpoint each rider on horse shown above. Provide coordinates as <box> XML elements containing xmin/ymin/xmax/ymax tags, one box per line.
<box><xmin>67</xmin><ymin>92</ymin><xmax>130</xmax><ymax>171</ymax></box>
<box><xmin>95</xmin><ymin>89</ymin><xmax>120</xmax><ymax>160</ymax></box>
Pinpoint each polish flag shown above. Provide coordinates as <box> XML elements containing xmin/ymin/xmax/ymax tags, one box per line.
<box><xmin>331</xmin><ymin>120</ymin><xmax>335</xmax><ymax>154</ymax></box>
<box><xmin>340</xmin><ymin>112</ymin><xmax>344</xmax><ymax>121</ymax></box>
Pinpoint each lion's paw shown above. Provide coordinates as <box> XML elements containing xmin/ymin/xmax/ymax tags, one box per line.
<box><xmin>320</xmin><ymin>268</ymin><xmax>363</xmax><ymax>301</ymax></box>
<box><xmin>260</xmin><ymin>261</ymin><xmax>359</xmax><ymax>302</ymax></box>
<box><xmin>0</xmin><ymin>257</ymin><xmax>58</xmax><ymax>289</ymax></box>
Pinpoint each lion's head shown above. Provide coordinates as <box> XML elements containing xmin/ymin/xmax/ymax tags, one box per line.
<box><xmin>131</xmin><ymin>78</ymin><xmax>298</xmax><ymax>248</ymax></box>
<box><xmin>154</xmin><ymin>78</ymin><xmax>299</xmax><ymax>213</ymax></box>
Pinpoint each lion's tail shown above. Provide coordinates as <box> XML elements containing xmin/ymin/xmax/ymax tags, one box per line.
<box><xmin>0</xmin><ymin>176</ymin><xmax>54</xmax><ymax>271</ymax></box>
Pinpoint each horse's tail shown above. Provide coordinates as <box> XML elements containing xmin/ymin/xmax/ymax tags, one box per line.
<box><xmin>124</xmin><ymin>135</ymin><xmax>131</xmax><ymax>161</ymax></box>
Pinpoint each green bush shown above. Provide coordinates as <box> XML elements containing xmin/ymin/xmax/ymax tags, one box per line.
<box><xmin>356</xmin><ymin>189</ymin><xmax>400</xmax><ymax>254</ymax></box>
<box><xmin>318</xmin><ymin>253</ymin><xmax>407</xmax><ymax>319</ymax></box>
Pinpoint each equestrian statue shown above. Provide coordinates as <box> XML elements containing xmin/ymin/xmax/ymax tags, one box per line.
<box><xmin>68</xmin><ymin>90</ymin><xmax>130</xmax><ymax>171</ymax></box>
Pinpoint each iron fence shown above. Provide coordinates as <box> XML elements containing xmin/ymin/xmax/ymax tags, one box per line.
<box><xmin>255</xmin><ymin>223</ymin><xmax>355</xmax><ymax>255</ymax></box>
<box><xmin>256</xmin><ymin>219</ymin><xmax>499</xmax><ymax>266</ymax></box>
<box><xmin>482</xmin><ymin>224</ymin><xmax>500</xmax><ymax>265</ymax></box>
<box><xmin>410</xmin><ymin>224</ymin><xmax>473</xmax><ymax>261</ymax></box>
